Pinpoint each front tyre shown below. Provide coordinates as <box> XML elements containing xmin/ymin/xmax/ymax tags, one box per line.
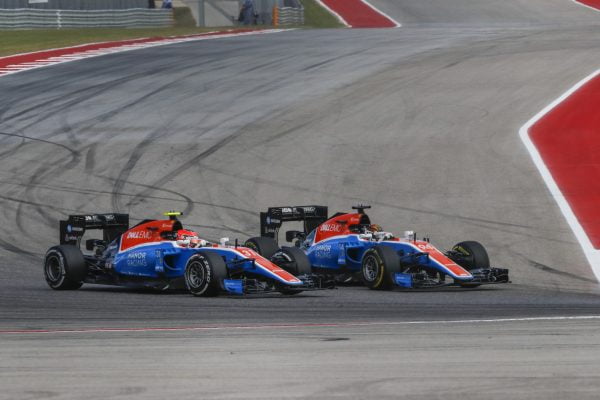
<box><xmin>244</xmin><ymin>237</ymin><xmax>279</xmax><ymax>259</ymax></box>
<box><xmin>184</xmin><ymin>252</ymin><xmax>227</xmax><ymax>297</ymax></box>
<box><xmin>361</xmin><ymin>245</ymin><xmax>400</xmax><ymax>290</ymax></box>
<box><xmin>451</xmin><ymin>241</ymin><xmax>490</xmax><ymax>270</ymax></box>
<box><xmin>272</xmin><ymin>246</ymin><xmax>312</xmax><ymax>295</ymax></box>
<box><xmin>44</xmin><ymin>245</ymin><xmax>87</xmax><ymax>290</ymax></box>
<box><xmin>451</xmin><ymin>241</ymin><xmax>489</xmax><ymax>288</ymax></box>
<box><xmin>272</xmin><ymin>246</ymin><xmax>312</xmax><ymax>276</ymax></box>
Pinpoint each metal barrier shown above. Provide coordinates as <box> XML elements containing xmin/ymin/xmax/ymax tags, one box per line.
<box><xmin>0</xmin><ymin>8</ymin><xmax>173</xmax><ymax>29</ymax></box>
<box><xmin>182</xmin><ymin>0</ymin><xmax>302</xmax><ymax>27</ymax></box>
<box><xmin>0</xmin><ymin>0</ymin><xmax>148</xmax><ymax>10</ymax></box>
<box><xmin>277</xmin><ymin>6</ymin><xmax>302</xmax><ymax>25</ymax></box>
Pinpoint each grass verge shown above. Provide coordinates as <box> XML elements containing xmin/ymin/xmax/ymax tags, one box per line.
<box><xmin>0</xmin><ymin>3</ymin><xmax>342</xmax><ymax>58</ymax></box>
<box><xmin>0</xmin><ymin>7</ymin><xmax>260</xmax><ymax>57</ymax></box>
<box><xmin>0</xmin><ymin>26</ymin><xmax>238</xmax><ymax>57</ymax></box>
<box><xmin>301</xmin><ymin>0</ymin><xmax>344</xmax><ymax>28</ymax></box>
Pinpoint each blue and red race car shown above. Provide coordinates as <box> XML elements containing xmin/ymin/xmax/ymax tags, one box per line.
<box><xmin>248</xmin><ymin>205</ymin><xmax>510</xmax><ymax>289</ymax></box>
<box><xmin>44</xmin><ymin>211</ymin><xmax>329</xmax><ymax>296</ymax></box>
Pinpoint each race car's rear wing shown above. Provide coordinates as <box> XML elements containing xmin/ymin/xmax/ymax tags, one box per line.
<box><xmin>60</xmin><ymin>214</ymin><xmax>129</xmax><ymax>246</ymax></box>
<box><xmin>260</xmin><ymin>206</ymin><xmax>328</xmax><ymax>241</ymax></box>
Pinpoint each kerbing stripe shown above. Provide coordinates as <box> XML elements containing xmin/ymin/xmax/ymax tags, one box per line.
<box><xmin>571</xmin><ymin>0</ymin><xmax>600</xmax><ymax>12</ymax></box>
<box><xmin>519</xmin><ymin>69</ymin><xmax>600</xmax><ymax>282</ymax></box>
<box><xmin>314</xmin><ymin>0</ymin><xmax>352</xmax><ymax>27</ymax></box>
<box><xmin>0</xmin><ymin>29</ymin><xmax>289</xmax><ymax>78</ymax></box>
<box><xmin>360</xmin><ymin>0</ymin><xmax>402</xmax><ymax>27</ymax></box>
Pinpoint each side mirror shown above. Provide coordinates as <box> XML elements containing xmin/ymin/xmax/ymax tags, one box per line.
<box><xmin>285</xmin><ymin>230</ymin><xmax>304</xmax><ymax>242</ymax></box>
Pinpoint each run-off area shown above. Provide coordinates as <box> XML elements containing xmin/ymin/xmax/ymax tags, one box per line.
<box><xmin>3</xmin><ymin>318</ymin><xmax>600</xmax><ymax>400</ymax></box>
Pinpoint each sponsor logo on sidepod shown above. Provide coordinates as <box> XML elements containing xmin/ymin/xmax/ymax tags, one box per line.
<box><xmin>126</xmin><ymin>231</ymin><xmax>153</xmax><ymax>240</ymax></box>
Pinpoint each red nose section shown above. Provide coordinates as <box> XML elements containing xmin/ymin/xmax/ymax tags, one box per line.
<box><xmin>235</xmin><ymin>247</ymin><xmax>302</xmax><ymax>284</ymax></box>
<box><xmin>413</xmin><ymin>241</ymin><xmax>472</xmax><ymax>278</ymax></box>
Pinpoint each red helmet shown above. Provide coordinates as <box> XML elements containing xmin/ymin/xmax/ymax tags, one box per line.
<box><xmin>176</xmin><ymin>229</ymin><xmax>201</xmax><ymax>247</ymax></box>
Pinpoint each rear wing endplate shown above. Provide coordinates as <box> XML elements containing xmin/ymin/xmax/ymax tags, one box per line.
<box><xmin>260</xmin><ymin>206</ymin><xmax>328</xmax><ymax>240</ymax></box>
<box><xmin>60</xmin><ymin>213</ymin><xmax>129</xmax><ymax>246</ymax></box>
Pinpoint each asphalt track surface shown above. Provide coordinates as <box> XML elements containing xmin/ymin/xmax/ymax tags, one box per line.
<box><xmin>2</xmin><ymin>1</ymin><xmax>600</xmax><ymax>399</ymax></box>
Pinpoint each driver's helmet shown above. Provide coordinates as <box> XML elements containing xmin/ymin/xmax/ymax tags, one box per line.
<box><xmin>369</xmin><ymin>224</ymin><xmax>383</xmax><ymax>233</ymax></box>
<box><xmin>176</xmin><ymin>229</ymin><xmax>201</xmax><ymax>248</ymax></box>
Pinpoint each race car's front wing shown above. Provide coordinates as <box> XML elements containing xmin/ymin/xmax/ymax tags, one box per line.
<box><xmin>394</xmin><ymin>267</ymin><xmax>510</xmax><ymax>289</ymax></box>
<box><xmin>223</xmin><ymin>274</ymin><xmax>336</xmax><ymax>295</ymax></box>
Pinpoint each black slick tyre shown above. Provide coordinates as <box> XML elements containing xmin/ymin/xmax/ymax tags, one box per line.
<box><xmin>273</xmin><ymin>246</ymin><xmax>311</xmax><ymax>295</ymax></box>
<box><xmin>451</xmin><ymin>241</ymin><xmax>490</xmax><ymax>270</ymax></box>
<box><xmin>244</xmin><ymin>236</ymin><xmax>279</xmax><ymax>259</ymax></box>
<box><xmin>361</xmin><ymin>245</ymin><xmax>401</xmax><ymax>290</ymax></box>
<box><xmin>451</xmin><ymin>241</ymin><xmax>489</xmax><ymax>288</ymax></box>
<box><xmin>44</xmin><ymin>245</ymin><xmax>86</xmax><ymax>290</ymax></box>
<box><xmin>184</xmin><ymin>251</ymin><xmax>227</xmax><ymax>297</ymax></box>
<box><xmin>273</xmin><ymin>246</ymin><xmax>312</xmax><ymax>276</ymax></box>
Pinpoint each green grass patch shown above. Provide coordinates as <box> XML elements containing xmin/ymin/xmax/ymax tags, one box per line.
<box><xmin>0</xmin><ymin>27</ymin><xmax>219</xmax><ymax>57</ymax></box>
<box><xmin>0</xmin><ymin>7</ymin><xmax>262</xmax><ymax>57</ymax></box>
<box><xmin>301</xmin><ymin>0</ymin><xmax>344</xmax><ymax>28</ymax></box>
<box><xmin>0</xmin><ymin>3</ymin><xmax>343</xmax><ymax>57</ymax></box>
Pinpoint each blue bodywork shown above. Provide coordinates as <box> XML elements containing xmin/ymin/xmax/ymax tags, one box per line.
<box><xmin>259</xmin><ymin>206</ymin><xmax>509</xmax><ymax>289</ymax></box>
<box><xmin>89</xmin><ymin>238</ymin><xmax>307</xmax><ymax>294</ymax></box>
<box><xmin>301</xmin><ymin>233</ymin><xmax>474</xmax><ymax>284</ymax></box>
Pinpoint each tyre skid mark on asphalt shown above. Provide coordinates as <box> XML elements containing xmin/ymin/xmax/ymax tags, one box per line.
<box><xmin>0</xmin><ymin>66</ymin><xmax>171</xmax><ymax>126</ymax></box>
<box><xmin>0</xmin><ymin>29</ymin><xmax>289</xmax><ymax>78</ymax></box>
<box><xmin>0</xmin><ymin>131</ymin><xmax>79</xmax><ymax>156</ymax></box>
<box><xmin>199</xmin><ymin>164</ymin><xmax>535</xmax><ymax>231</ymax></box>
<box><xmin>0</xmin><ymin>131</ymin><xmax>82</xmax><ymax>241</ymax></box>
<box><xmin>3</xmin><ymin>315</ymin><xmax>600</xmax><ymax>335</ymax></box>
<box><xmin>512</xmin><ymin>250</ymin><xmax>599</xmax><ymax>283</ymax></box>
<box><xmin>119</xmin><ymin>109</ymin><xmax>259</xmax><ymax>213</ymax></box>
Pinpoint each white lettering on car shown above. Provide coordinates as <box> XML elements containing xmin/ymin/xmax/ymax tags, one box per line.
<box><xmin>320</xmin><ymin>224</ymin><xmax>342</xmax><ymax>233</ymax></box>
<box><xmin>126</xmin><ymin>231</ymin><xmax>153</xmax><ymax>240</ymax></box>
<box><xmin>315</xmin><ymin>244</ymin><xmax>332</xmax><ymax>258</ymax></box>
<box><xmin>127</xmin><ymin>252</ymin><xmax>147</xmax><ymax>267</ymax></box>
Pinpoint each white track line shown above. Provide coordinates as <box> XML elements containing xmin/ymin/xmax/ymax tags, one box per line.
<box><xmin>519</xmin><ymin>69</ymin><xmax>600</xmax><ymax>282</ymax></box>
<box><xmin>571</xmin><ymin>0</ymin><xmax>600</xmax><ymax>12</ymax></box>
<box><xmin>2</xmin><ymin>316</ymin><xmax>600</xmax><ymax>335</ymax></box>
<box><xmin>360</xmin><ymin>0</ymin><xmax>402</xmax><ymax>27</ymax></box>
<box><xmin>0</xmin><ymin>29</ymin><xmax>289</xmax><ymax>78</ymax></box>
<box><xmin>314</xmin><ymin>0</ymin><xmax>352</xmax><ymax>27</ymax></box>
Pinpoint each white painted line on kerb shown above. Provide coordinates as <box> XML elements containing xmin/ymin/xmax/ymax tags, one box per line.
<box><xmin>519</xmin><ymin>69</ymin><xmax>600</xmax><ymax>282</ymax></box>
<box><xmin>361</xmin><ymin>0</ymin><xmax>402</xmax><ymax>27</ymax></box>
<box><xmin>2</xmin><ymin>316</ymin><xmax>600</xmax><ymax>335</ymax></box>
<box><xmin>314</xmin><ymin>0</ymin><xmax>352</xmax><ymax>27</ymax></box>
<box><xmin>0</xmin><ymin>29</ymin><xmax>289</xmax><ymax>79</ymax></box>
<box><xmin>571</xmin><ymin>0</ymin><xmax>600</xmax><ymax>12</ymax></box>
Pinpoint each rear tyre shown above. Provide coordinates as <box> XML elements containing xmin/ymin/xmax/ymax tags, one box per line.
<box><xmin>451</xmin><ymin>241</ymin><xmax>489</xmax><ymax>288</ymax></box>
<box><xmin>44</xmin><ymin>245</ymin><xmax>86</xmax><ymax>290</ymax></box>
<box><xmin>361</xmin><ymin>245</ymin><xmax>401</xmax><ymax>290</ymax></box>
<box><xmin>244</xmin><ymin>237</ymin><xmax>279</xmax><ymax>259</ymax></box>
<box><xmin>184</xmin><ymin>251</ymin><xmax>227</xmax><ymax>297</ymax></box>
<box><xmin>272</xmin><ymin>246</ymin><xmax>311</xmax><ymax>295</ymax></box>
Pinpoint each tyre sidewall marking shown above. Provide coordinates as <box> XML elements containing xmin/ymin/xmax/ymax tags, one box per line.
<box><xmin>45</xmin><ymin>249</ymin><xmax>66</xmax><ymax>288</ymax></box>
<box><xmin>363</xmin><ymin>250</ymin><xmax>385</xmax><ymax>287</ymax></box>
<box><xmin>186</xmin><ymin>254</ymin><xmax>212</xmax><ymax>295</ymax></box>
